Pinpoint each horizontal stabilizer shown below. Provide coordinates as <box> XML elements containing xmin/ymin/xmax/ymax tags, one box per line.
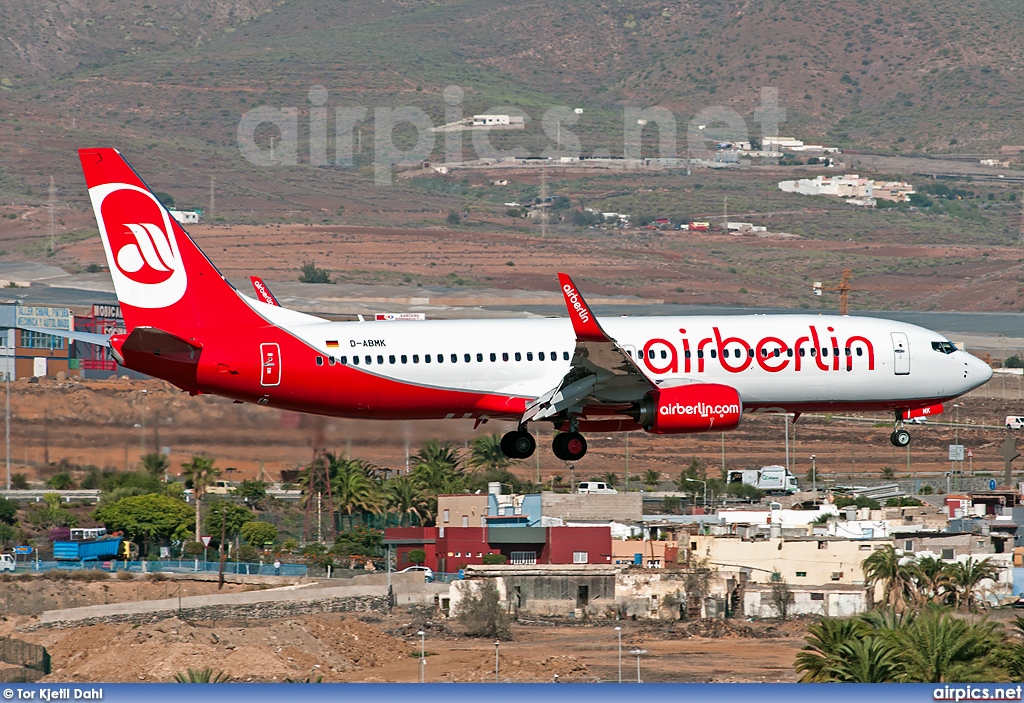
<box><xmin>20</xmin><ymin>327</ymin><xmax>111</xmax><ymax>347</ymax></box>
<box><xmin>118</xmin><ymin>326</ymin><xmax>202</xmax><ymax>363</ymax></box>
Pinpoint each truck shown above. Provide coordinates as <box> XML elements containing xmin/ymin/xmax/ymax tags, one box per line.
<box><xmin>53</xmin><ymin>528</ymin><xmax>124</xmax><ymax>561</ymax></box>
<box><xmin>728</xmin><ymin>465</ymin><xmax>799</xmax><ymax>495</ymax></box>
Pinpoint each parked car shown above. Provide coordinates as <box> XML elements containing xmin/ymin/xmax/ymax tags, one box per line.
<box><xmin>577</xmin><ymin>482</ymin><xmax>618</xmax><ymax>495</ymax></box>
<box><xmin>398</xmin><ymin>565</ymin><xmax>435</xmax><ymax>582</ymax></box>
<box><xmin>0</xmin><ymin>554</ymin><xmax>15</xmax><ymax>572</ymax></box>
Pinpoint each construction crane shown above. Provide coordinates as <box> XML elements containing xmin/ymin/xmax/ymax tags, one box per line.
<box><xmin>812</xmin><ymin>269</ymin><xmax>858</xmax><ymax>316</ymax></box>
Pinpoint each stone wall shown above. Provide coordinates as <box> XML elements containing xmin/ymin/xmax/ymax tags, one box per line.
<box><xmin>28</xmin><ymin>594</ymin><xmax>388</xmax><ymax>631</ymax></box>
<box><xmin>541</xmin><ymin>492</ymin><xmax>642</xmax><ymax>522</ymax></box>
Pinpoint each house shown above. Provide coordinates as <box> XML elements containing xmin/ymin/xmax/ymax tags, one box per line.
<box><xmin>168</xmin><ymin>209</ymin><xmax>200</xmax><ymax>225</ymax></box>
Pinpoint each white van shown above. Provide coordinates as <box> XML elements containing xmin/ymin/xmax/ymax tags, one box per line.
<box><xmin>577</xmin><ymin>482</ymin><xmax>618</xmax><ymax>495</ymax></box>
<box><xmin>0</xmin><ymin>554</ymin><xmax>15</xmax><ymax>572</ymax></box>
<box><xmin>1007</xmin><ymin>416</ymin><xmax>1024</xmax><ymax>430</ymax></box>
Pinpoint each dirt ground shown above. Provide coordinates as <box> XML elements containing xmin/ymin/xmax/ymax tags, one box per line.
<box><xmin>12</xmin><ymin>610</ymin><xmax>806</xmax><ymax>683</ymax></box>
<box><xmin>4</xmin><ymin>375</ymin><xmax>1017</xmax><ymax>487</ymax></box>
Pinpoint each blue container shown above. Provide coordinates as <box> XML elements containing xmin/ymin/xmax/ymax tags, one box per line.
<box><xmin>53</xmin><ymin>537</ymin><xmax>123</xmax><ymax>561</ymax></box>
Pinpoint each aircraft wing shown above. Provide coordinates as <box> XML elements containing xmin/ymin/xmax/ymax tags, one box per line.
<box><xmin>522</xmin><ymin>273</ymin><xmax>655</xmax><ymax>423</ymax></box>
<box><xmin>19</xmin><ymin>326</ymin><xmax>111</xmax><ymax>347</ymax></box>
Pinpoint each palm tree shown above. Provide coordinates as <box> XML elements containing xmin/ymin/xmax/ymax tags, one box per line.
<box><xmin>795</xmin><ymin>617</ymin><xmax>868</xmax><ymax>682</ymax></box>
<box><xmin>329</xmin><ymin>457</ymin><xmax>381</xmax><ymax>515</ymax></box>
<box><xmin>385</xmin><ymin>475</ymin><xmax>427</xmax><ymax>524</ymax></box>
<box><xmin>894</xmin><ymin>610</ymin><xmax>1004</xmax><ymax>682</ymax></box>
<box><xmin>413</xmin><ymin>440</ymin><xmax>462</xmax><ymax>474</ymax></box>
<box><xmin>600</xmin><ymin>472</ymin><xmax>619</xmax><ymax>488</ymax></box>
<box><xmin>946</xmin><ymin>556</ymin><xmax>999</xmax><ymax>612</ymax></box>
<box><xmin>642</xmin><ymin>469</ymin><xmax>662</xmax><ymax>488</ymax></box>
<box><xmin>910</xmin><ymin>555</ymin><xmax>953</xmax><ymax>606</ymax></box>
<box><xmin>181</xmin><ymin>455</ymin><xmax>219</xmax><ymax>540</ymax></box>
<box><xmin>172</xmin><ymin>668</ymin><xmax>229</xmax><ymax>683</ymax></box>
<box><xmin>862</xmin><ymin>545</ymin><xmax>914</xmax><ymax>610</ymax></box>
<box><xmin>468</xmin><ymin>434</ymin><xmax>517</xmax><ymax>471</ymax></box>
<box><xmin>832</xmin><ymin>636</ymin><xmax>901</xmax><ymax>682</ymax></box>
<box><xmin>142</xmin><ymin>452</ymin><xmax>170</xmax><ymax>477</ymax></box>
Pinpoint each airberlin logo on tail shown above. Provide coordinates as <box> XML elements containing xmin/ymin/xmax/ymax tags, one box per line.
<box><xmin>89</xmin><ymin>183</ymin><xmax>187</xmax><ymax>309</ymax></box>
<box><xmin>562</xmin><ymin>284</ymin><xmax>591</xmax><ymax>324</ymax></box>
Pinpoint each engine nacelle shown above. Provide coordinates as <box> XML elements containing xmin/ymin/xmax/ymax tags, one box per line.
<box><xmin>632</xmin><ymin>383</ymin><xmax>743</xmax><ymax>434</ymax></box>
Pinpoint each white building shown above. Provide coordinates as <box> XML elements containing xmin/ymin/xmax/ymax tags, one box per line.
<box><xmin>779</xmin><ymin>175</ymin><xmax>914</xmax><ymax>203</ymax></box>
<box><xmin>472</xmin><ymin>114</ymin><xmax>511</xmax><ymax>126</ymax></box>
<box><xmin>168</xmin><ymin>209</ymin><xmax>200</xmax><ymax>225</ymax></box>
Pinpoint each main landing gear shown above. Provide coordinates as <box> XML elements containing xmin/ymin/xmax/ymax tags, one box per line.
<box><xmin>890</xmin><ymin>411</ymin><xmax>911</xmax><ymax>447</ymax></box>
<box><xmin>500</xmin><ymin>427</ymin><xmax>537</xmax><ymax>459</ymax></box>
<box><xmin>499</xmin><ymin>426</ymin><xmax>590</xmax><ymax>461</ymax></box>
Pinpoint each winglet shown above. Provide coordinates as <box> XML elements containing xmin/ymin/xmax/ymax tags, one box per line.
<box><xmin>249</xmin><ymin>276</ymin><xmax>280</xmax><ymax>306</ymax></box>
<box><xmin>557</xmin><ymin>273</ymin><xmax>609</xmax><ymax>342</ymax></box>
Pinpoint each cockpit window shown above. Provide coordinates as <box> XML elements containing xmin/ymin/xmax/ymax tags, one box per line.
<box><xmin>931</xmin><ymin>341</ymin><xmax>957</xmax><ymax>355</ymax></box>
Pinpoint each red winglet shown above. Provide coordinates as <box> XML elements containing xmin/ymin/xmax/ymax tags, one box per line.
<box><xmin>557</xmin><ymin>273</ymin><xmax>608</xmax><ymax>342</ymax></box>
<box><xmin>249</xmin><ymin>276</ymin><xmax>280</xmax><ymax>306</ymax></box>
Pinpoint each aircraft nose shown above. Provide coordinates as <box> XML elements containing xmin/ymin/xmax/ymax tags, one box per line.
<box><xmin>966</xmin><ymin>353</ymin><xmax>993</xmax><ymax>388</ymax></box>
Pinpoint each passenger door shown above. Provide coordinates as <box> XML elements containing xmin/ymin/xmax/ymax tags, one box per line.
<box><xmin>891</xmin><ymin>332</ymin><xmax>910</xmax><ymax>375</ymax></box>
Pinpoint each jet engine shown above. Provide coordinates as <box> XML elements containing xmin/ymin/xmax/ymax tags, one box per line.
<box><xmin>630</xmin><ymin>383</ymin><xmax>743</xmax><ymax>434</ymax></box>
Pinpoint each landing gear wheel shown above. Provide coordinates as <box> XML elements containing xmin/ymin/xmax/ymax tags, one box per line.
<box><xmin>500</xmin><ymin>431</ymin><xmax>536</xmax><ymax>459</ymax></box>
<box><xmin>890</xmin><ymin>429</ymin><xmax>911</xmax><ymax>447</ymax></box>
<box><xmin>552</xmin><ymin>432</ymin><xmax>588</xmax><ymax>461</ymax></box>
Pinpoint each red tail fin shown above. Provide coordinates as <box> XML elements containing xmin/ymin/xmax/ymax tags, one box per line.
<box><xmin>79</xmin><ymin>148</ymin><xmax>240</xmax><ymax>338</ymax></box>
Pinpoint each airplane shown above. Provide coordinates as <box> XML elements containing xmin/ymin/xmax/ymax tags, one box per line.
<box><xmin>71</xmin><ymin>148</ymin><xmax>993</xmax><ymax>462</ymax></box>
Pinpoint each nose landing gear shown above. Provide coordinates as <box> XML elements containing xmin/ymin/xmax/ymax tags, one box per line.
<box><xmin>890</xmin><ymin>411</ymin><xmax>911</xmax><ymax>447</ymax></box>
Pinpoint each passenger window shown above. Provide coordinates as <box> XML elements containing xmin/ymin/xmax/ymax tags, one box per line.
<box><xmin>626</xmin><ymin>350</ymin><xmax>632</xmax><ymax>358</ymax></box>
<box><xmin>515</xmin><ymin>352</ymin><xmax>522</xmax><ymax>361</ymax></box>
<box><xmin>365</xmin><ymin>355</ymin><xmax>372</xmax><ymax>365</ymax></box>
<box><xmin>377</xmin><ymin>355</ymin><xmax>384</xmax><ymax>364</ymax></box>
<box><xmin>822</xmin><ymin>348</ymin><xmax>828</xmax><ymax>357</ymax></box>
<box><xmin>316</xmin><ymin>356</ymin><xmax>324</xmax><ymax>366</ymax></box>
<box><xmin>774</xmin><ymin>348</ymin><xmax>780</xmax><ymax>358</ymax></box>
<box><xmin>436</xmin><ymin>354</ymin><xmax>443</xmax><ymax>364</ymax></box>
<box><xmin>490</xmin><ymin>353</ymin><xmax>497</xmax><ymax>362</ymax></box>
<box><xmin>502</xmin><ymin>352</ymin><xmax>509</xmax><ymax>361</ymax></box>
<box><xmin>352</xmin><ymin>356</ymin><xmax>360</xmax><ymax>365</ymax></box>
<box><xmin>710</xmin><ymin>350</ymin><xmax>717</xmax><ymax>358</ymax></box>
<box><xmin>328</xmin><ymin>356</ymin><xmax>336</xmax><ymax>365</ymax></box>
<box><xmin>845</xmin><ymin>348</ymin><xmax>851</xmax><ymax>356</ymax></box>
<box><xmin>833</xmin><ymin>347</ymin><xmax>840</xmax><ymax>356</ymax></box>
<box><xmin>660</xmin><ymin>350</ymin><xmax>667</xmax><ymax>359</ymax></box>
<box><xmin>697</xmin><ymin>350</ymin><xmax>703</xmax><ymax>359</ymax></box>
<box><xmin>413</xmin><ymin>355</ymin><xmax>420</xmax><ymax>363</ymax></box>
<box><xmin>551</xmin><ymin>351</ymin><xmax>557</xmax><ymax>360</ymax></box>
<box><xmin>747</xmin><ymin>349</ymin><xmax>754</xmax><ymax>358</ymax></box>
<box><xmin>563</xmin><ymin>351</ymin><xmax>569</xmax><ymax>360</ymax></box>
<box><xmin>477</xmin><ymin>353</ymin><xmax>483</xmax><ymax>362</ymax></box>
<box><xmin>389</xmin><ymin>355</ymin><xmax>396</xmax><ymax>364</ymax></box>
<box><xmin>761</xmin><ymin>348</ymin><xmax>768</xmax><ymax>358</ymax></box>
<box><xmin>856</xmin><ymin>348</ymin><xmax>863</xmax><ymax>357</ymax></box>
<box><xmin>685</xmin><ymin>350</ymin><xmax>691</xmax><ymax>359</ymax></box>
<box><xmin>425</xmin><ymin>354</ymin><xmax>431</xmax><ymax>363</ymax></box>
<box><xmin>539</xmin><ymin>352</ymin><xmax>546</xmax><ymax>361</ymax></box>
<box><xmin>401</xmin><ymin>355</ymin><xmax>408</xmax><ymax>364</ymax></box>
<box><xmin>810</xmin><ymin>348</ymin><xmax>817</xmax><ymax>357</ymax></box>
<box><xmin>787</xmin><ymin>349</ymin><xmax>793</xmax><ymax>358</ymax></box>
<box><xmin>340</xmin><ymin>356</ymin><xmax>348</xmax><ymax>364</ymax></box>
<box><xmin>464</xmin><ymin>353</ymin><xmax>471</xmax><ymax>362</ymax></box>
<box><xmin>527</xmin><ymin>352</ymin><xmax>533</xmax><ymax>361</ymax></box>
<box><xmin>452</xmin><ymin>354</ymin><xmax>458</xmax><ymax>363</ymax></box>
<box><xmin>735</xmin><ymin>349</ymin><xmax>742</xmax><ymax>359</ymax></box>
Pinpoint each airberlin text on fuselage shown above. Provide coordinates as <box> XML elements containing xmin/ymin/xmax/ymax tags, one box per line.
<box><xmin>641</xmin><ymin>325</ymin><xmax>876</xmax><ymax>375</ymax></box>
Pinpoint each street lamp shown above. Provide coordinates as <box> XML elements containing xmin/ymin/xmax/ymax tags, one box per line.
<box><xmin>953</xmin><ymin>403</ymin><xmax>960</xmax><ymax>490</ymax></box>
<box><xmin>810</xmin><ymin>455</ymin><xmax>817</xmax><ymax>502</ymax></box>
<box><xmin>495</xmin><ymin>640</ymin><xmax>500</xmax><ymax>683</ymax></box>
<box><xmin>418</xmin><ymin>630</ymin><xmax>425</xmax><ymax>683</ymax></box>
<box><xmin>614</xmin><ymin>626</ymin><xmax>622</xmax><ymax>683</ymax></box>
<box><xmin>630</xmin><ymin>648</ymin><xmax>647</xmax><ymax>683</ymax></box>
<box><xmin>685</xmin><ymin>478</ymin><xmax>707</xmax><ymax>510</ymax></box>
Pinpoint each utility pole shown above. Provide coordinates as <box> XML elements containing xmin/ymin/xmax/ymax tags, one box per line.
<box><xmin>5</xmin><ymin>361</ymin><xmax>9</xmax><ymax>491</ymax></box>
<box><xmin>48</xmin><ymin>177</ymin><xmax>57</xmax><ymax>253</ymax></box>
<box><xmin>723</xmin><ymin>195</ymin><xmax>728</xmax><ymax>230</ymax></box>
<box><xmin>208</xmin><ymin>176</ymin><xmax>215</xmax><ymax>219</ymax></box>
<box><xmin>540</xmin><ymin>166</ymin><xmax>549</xmax><ymax>237</ymax></box>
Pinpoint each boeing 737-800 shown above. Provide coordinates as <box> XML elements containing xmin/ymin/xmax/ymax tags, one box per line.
<box><xmin>69</xmin><ymin>148</ymin><xmax>992</xmax><ymax>462</ymax></box>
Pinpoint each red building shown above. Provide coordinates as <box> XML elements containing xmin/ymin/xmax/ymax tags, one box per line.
<box><xmin>384</xmin><ymin>525</ymin><xmax>612</xmax><ymax>572</ymax></box>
